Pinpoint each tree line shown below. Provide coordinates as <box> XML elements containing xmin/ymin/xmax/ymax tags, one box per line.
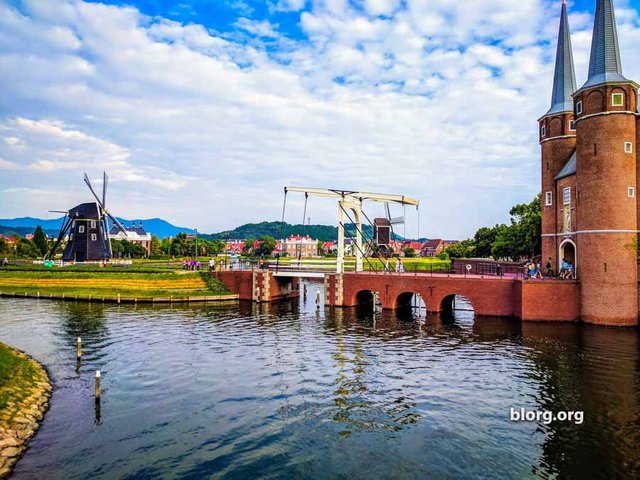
<box><xmin>440</xmin><ymin>195</ymin><xmax>541</xmax><ymax>261</ymax></box>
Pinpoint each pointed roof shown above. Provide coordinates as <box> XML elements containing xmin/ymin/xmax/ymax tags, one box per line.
<box><xmin>555</xmin><ymin>151</ymin><xmax>577</xmax><ymax>180</ymax></box>
<box><xmin>581</xmin><ymin>0</ymin><xmax>627</xmax><ymax>89</ymax></box>
<box><xmin>546</xmin><ymin>0</ymin><xmax>577</xmax><ymax>116</ymax></box>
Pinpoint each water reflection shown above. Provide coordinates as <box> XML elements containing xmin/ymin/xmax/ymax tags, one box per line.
<box><xmin>522</xmin><ymin>323</ymin><xmax>640</xmax><ymax>479</ymax></box>
<box><xmin>0</xmin><ymin>292</ymin><xmax>639</xmax><ymax>479</ymax></box>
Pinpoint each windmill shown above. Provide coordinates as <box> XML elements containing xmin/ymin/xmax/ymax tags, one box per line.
<box><xmin>372</xmin><ymin>203</ymin><xmax>404</xmax><ymax>255</ymax></box>
<box><xmin>46</xmin><ymin>172</ymin><xmax>128</xmax><ymax>262</ymax></box>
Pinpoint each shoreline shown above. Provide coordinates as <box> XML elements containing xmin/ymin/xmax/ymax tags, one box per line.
<box><xmin>0</xmin><ymin>343</ymin><xmax>52</xmax><ymax>478</ymax></box>
<box><xmin>0</xmin><ymin>291</ymin><xmax>239</xmax><ymax>305</ymax></box>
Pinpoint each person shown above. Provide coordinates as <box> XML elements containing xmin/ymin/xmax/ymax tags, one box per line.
<box><xmin>559</xmin><ymin>258</ymin><xmax>568</xmax><ymax>278</ymax></box>
<box><xmin>528</xmin><ymin>261</ymin><xmax>536</xmax><ymax>279</ymax></box>
<box><xmin>395</xmin><ymin>259</ymin><xmax>400</xmax><ymax>273</ymax></box>
<box><xmin>209</xmin><ymin>258</ymin><xmax>214</xmax><ymax>271</ymax></box>
<box><xmin>534</xmin><ymin>262</ymin><xmax>543</xmax><ymax>279</ymax></box>
<box><xmin>384</xmin><ymin>258</ymin><xmax>390</xmax><ymax>274</ymax></box>
<box><xmin>566</xmin><ymin>261</ymin><xmax>574</xmax><ymax>279</ymax></box>
<box><xmin>545</xmin><ymin>257</ymin><xmax>553</xmax><ymax>277</ymax></box>
<box><xmin>399</xmin><ymin>259</ymin><xmax>405</xmax><ymax>274</ymax></box>
<box><xmin>1</xmin><ymin>257</ymin><xmax>8</xmax><ymax>267</ymax></box>
<box><xmin>496</xmin><ymin>263</ymin><xmax>502</xmax><ymax>277</ymax></box>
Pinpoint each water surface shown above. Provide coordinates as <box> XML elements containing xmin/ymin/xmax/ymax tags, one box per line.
<box><xmin>1</xmin><ymin>281</ymin><xmax>639</xmax><ymax>479</ymax></box>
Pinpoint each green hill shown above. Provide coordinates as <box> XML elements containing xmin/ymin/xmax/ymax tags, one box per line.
<box><xmin>202</xmin><ymin>221</ymin><xmax>404</xmax><ymax>242</ymax></box>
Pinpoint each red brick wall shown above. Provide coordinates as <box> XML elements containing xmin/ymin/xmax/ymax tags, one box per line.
<box><xmin>514</xmin><ymin>280</ymin><xmax>580</xmax><ymax>322</ymax></box>
<box><xmin>540</xmin><ymin>111</ymin><xmax>576</xmax><ymax>271</ymax></box>
<box><xmin>575</xmin><ymin>85</ymin><xmax>638</xmax><ymax>326</ymax></box>
<box><xmin>215</xmin><ymin>271</ymin><xmax>253</xmax><ymax>300</ymax></box>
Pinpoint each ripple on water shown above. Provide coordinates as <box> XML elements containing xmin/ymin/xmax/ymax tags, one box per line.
<box><xmin>1</xmin><ymin>295</ymin><xmax>640</xmax><ymax>479</ymax></box>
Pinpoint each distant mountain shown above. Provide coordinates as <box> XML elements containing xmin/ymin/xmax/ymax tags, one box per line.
<box><xmin>0</xmin><ymin>225</ymin><xmax>59</xmax><ymax>237</ymax></box>
<box><xmin>0</xmin><ymin>217</ymin><xmax>195</xmax><ymax>239</ymax></box>
<box><xmin>202</xmin><ymin>221</ymin><xmax>405</xmax><ymax>242</ymax></box>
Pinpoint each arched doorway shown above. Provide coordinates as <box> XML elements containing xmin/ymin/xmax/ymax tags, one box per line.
<box><xmin>559</xmin><ymin>239</ymin><xmax>577</xmax><ymax>277</ymax></box>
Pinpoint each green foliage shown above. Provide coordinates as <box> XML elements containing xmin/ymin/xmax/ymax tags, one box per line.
<box><xmin>110</xmin><ymin>239</ymin><xmax>147</xmax><ymax>258</ymax></box>
<box><xmin>151</xmin><ymin>234</ymin><xmax>162</xmax><ymax>256</ymax></box>
<box><xmin>403</xmin><ymin>247</ymin><xmax>416</xmax><ymax>258</ymax></box>
<box><xmin>0</xmin><ymin>238</ymin><xmax>11</xmax><ymax>255</ymax></box>
<box><xmin>33</xmin><ymin>225</ymin><xmax>49</xmax><ymax>256</ymax></box>
<box><xmin>17</xmin><ymin>238</ymin><xmax>40</xmax><ymax>258</ymax></box>
<box><xmin>255</xmin><ymin>235</ymin><xmax>276</xmax><ymax>256</ymax></box>
<box><xmin>444</xmin><ymin>239</ymin><xmax>476</xmax><ymax>259</ymax></box>
<box><xmin>444</xmin><ymin>195</ymin><xmax>542</xmax><ymax>261</ymax></box>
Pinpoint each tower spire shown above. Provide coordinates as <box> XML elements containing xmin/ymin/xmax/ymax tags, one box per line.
<box><xmin>546</xmin><ymin>0</ymin><xmax>576</xmax><ymax>115</ymax></box>
<box><xmin>582</xmin><ymin>0</ymin><xmax>627</xmax><ymax>88</ymax></box>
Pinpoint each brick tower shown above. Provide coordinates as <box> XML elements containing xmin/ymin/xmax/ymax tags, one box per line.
<box><xmin>539</xmin><ymin>0</ymin><xmax>577</xmax><ymax>272</ymax></box>
<box><xmin>573</xmin><ymin>0</ymin><xmax>638</xmax><ymax>325</ymax></box>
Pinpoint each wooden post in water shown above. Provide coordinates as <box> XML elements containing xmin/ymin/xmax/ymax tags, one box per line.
<box><xmin>95</xmin><ymin>370</ymin><xmax>101</xmax><ymax>401</ymax></box>
<box><xmin>76</xmin><ymin>337</ymin><xmax>82</xmax><ymax>360</ymax></box>
<box><xmin>316</xmin><ymin>290</ymin><xmax>321</xmax><ymax>310</ymax></box>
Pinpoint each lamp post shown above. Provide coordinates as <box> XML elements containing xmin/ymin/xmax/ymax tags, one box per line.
<box><xmin>194</xmin><ymin>228</ymin><xmax>198</xmax><ymax>261</ymax></box>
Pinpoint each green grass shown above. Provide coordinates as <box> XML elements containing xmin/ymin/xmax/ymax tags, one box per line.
<box><xmin>0</xmin><ymin>270</ymin><xmax>230</xmax><ymax>299</ymax></box>
<box><xmin>0</xmin><ymin>343</ymin><xmax>40</xmax><ymax>411</ymax></box>
<box><xmin>363</xmin><ymin>257</ymin><xmax>451</xmax><ymax>272</ymax></box>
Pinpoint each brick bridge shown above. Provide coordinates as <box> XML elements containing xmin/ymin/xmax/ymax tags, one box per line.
<box><xmin>215</xmin><ymin>270</ymin><xmax>580</xmax><ymax>322</ymax></box>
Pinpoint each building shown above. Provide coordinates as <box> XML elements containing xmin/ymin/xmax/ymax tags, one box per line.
<box><xmin>539</xmin><ymin>0</ymin><xmax>638</xmax><ymax>326</ymax></box>
<box><xmin>109</xmin><ymin>222</ymin><xmax>152</xmax><ymax>256</ymax></box>
<box><xmin>422</xmin><ymin>239</ymin><xmax>445</xmax><ymax>257</ymax></box>
<box><xmin>224</xmin><ymin>240</ymin><xmax>245</xmax><ymax>254</ymax></box>
<box><xmin>276</xmin><ymin>234</ymin><xmax>318</xmax><ymax>258</ymax></box>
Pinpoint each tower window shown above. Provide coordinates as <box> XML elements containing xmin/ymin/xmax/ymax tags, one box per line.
<box><xmin>91</xmin><ymin>234</ymin><xmax>97</xmax><ymax>241</ymax></box>
<box><xmin>612</xmin><ymin>93</ymin><xmax>624</xmax><ymax>106</ymax></box>
<box><xmin>576</xmin><ymin>100</ymin><xmax>583</xmax><ymax>115</ymax></box>
<box><xmin>91</xmin><ymin>221</ymin><xmax>96</xmax><ymax>228</ymax></box>
<box><xmin>70</xmin><ymin>234</ymin><xmax>73</xmax><ymax>240</ymax></box>
<box><xmin>569</xmin><ymin>120</ymin><xmax>576</xmax><ymax>131</ymax></box>
<box><xmin>545</xmin><ymin>191</ymin><xmax>553</xmax><ymax>206</ymax></box>
<box><xmin>629</xmin><ymin>187</ymin><xmax>636</xmax><ymax>198</ymax></box>
<box><xmin>625</xmin><ymin>142</ymin><xmax>633</xmax><ymax>153</ymax></box>
<box><xmin>79</xmin><ymin>226</ymin><xmax>85</xmax><ymax>233</ymax></box>
<box><xmin>541</xmin><ymin>126</ymin><xmax>546</xmax><ymax>138</ymax></box>
<box><xmin>563</xmin><ymin>187</ymin><xmax>571</xmax><ymax>205</ymax></box>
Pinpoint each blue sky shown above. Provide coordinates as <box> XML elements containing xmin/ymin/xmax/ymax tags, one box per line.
<box><xmin>1</xmin><ymin>0</ymin><xmax>640</xmax><ymax>238</ymax></box>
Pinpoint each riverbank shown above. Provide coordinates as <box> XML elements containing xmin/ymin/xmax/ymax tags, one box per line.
<box><xmin>0</xmin><ymin>269</ymin><xmax>236</xmax><ymax>304</ymax></box>
<box><xmin>0</xmin><ymin>343</ymin><xmax>51</xmax><ymax>478</ymax></box>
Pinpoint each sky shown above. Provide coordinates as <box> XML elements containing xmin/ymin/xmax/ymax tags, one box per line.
<box><xmin>1</xmin><ymin>0</ymin><xmax>640</xmax><ymax>238</ymax></box>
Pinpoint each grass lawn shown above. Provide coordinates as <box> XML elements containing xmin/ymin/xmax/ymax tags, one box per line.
<box><xmin>0</xmin><ymin>343</ymin><xmax>41</xmax><ymax>412</ymax></box>
<box><xmin>0</xmin><ymin>270</ymin><xmax>230</xmax><ymax>298</ymax></box>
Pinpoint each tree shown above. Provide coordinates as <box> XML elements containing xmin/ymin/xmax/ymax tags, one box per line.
<box><xmin>255</xmin><ymin>235</ymin><xmax>276</xmax><ymax>257</ymax></box>
<box><xmin>33</xmin><ymin>225</ymin><xmax>48</xmax><ymax>256</ymax></box>
<box><xmin>243</xmin><ymin>238</ymin><xmax>256</xmax><ymax>256</ymax></box>
<box><xmin>473</xmin><ymin>226</ymin><xmax>499</xmax><ymax>258</ymax></box>
<box><xmin>445</xmin><ymin>239</ymin><xmax>475</xmax><ymax>259</ymax></box>
<box><xmin>403</xmin><ymin>247</ymin><xmax>416</xmax><ymax>258</ymax></box>
<box><xmin>17</xmin><ymin>238</ymin><xmax>40</xmax><ymax>258</ymax></box>
<box><xmin>150</xmin><ymin>235</ymin><xmax>162</xmax><ymax>257</ymax></box>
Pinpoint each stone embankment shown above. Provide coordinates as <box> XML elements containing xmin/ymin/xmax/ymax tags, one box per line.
<box><xmin>0</xmin><ymin>344</ymin><xmax>51</xmax><ymax>478</ymax></box>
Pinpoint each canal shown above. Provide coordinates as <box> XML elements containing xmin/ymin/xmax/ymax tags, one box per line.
<box><xmin>1</xmin><ymin>280</ymin><xmax>639</xmax><ymax>479</ymax></box>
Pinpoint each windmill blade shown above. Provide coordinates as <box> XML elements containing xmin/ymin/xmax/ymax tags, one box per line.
<box><xmin>105</xmin><ymin>210</ymin><xmax>127</xmax><ymax>235</ymax></box>
<box><xmin>46</xmin><ymin>214</ymin><xmax>72</xmax><ymax>260</ymax></box>
<box><xmin>48</xmin><ymin>210</ymin><xmax>68</xmax><ymax>214</ymax></box>
<box><xmin>384</xmin><ymin>203</ymin><xmax>392</xmax><ymax>221</ymax></box>
<box><xmin>84</xmin><ymin>172</ymin><xmax>105</xmax><ymax>209</ymax></box>
<box><xmin>102</xmin><ymin>171</ymin><xmax>108</xmax><ymax>207</ymax></box>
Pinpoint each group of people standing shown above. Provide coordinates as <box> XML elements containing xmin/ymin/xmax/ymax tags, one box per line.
<box><xmin>383</xmin><ymin>258</ymin><xmax>405</xmax><ymax>274</ymax></box>
<box><xmin>524</xmin><ymin>257</ymin><xmax>575</xmax><ymax>279</ymax></box>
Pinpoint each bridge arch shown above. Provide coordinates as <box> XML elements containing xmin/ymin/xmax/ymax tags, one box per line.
<box><xmin>440</xmin><ymin>294</ymin><xmax>475</xmax><ymax>318</ymax></box>
<box><xmin>395</xmin><ymin>291</ymin><xmax>427</xmax><ymax>310</ymax></box>
<box><xmin>355</xmin><ymin>289</ymin><xmax>375</xmax><ymax>306</ymax></box>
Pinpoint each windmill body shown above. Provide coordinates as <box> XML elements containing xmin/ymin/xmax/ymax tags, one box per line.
<box><xmin>61</xmin><ymin>202</ymin><xmax>111</xmax><ymax>262</ymax></box>
<box><xmin>47</xmin><ymin>172</ymin><xmax>128</xmax><ymax>262</ymax></box>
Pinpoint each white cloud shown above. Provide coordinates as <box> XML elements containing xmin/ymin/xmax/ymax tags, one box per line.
<box><xmin>0</xmin><ymin>0</ymin><xmax>639</xmax><ymax>238</ymax></box>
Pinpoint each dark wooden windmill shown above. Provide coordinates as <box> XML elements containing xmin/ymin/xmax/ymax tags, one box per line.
<box><xmin>47</xmin><ymin>172</ymin><xmax>128</xmax><ymax>262</ymax></box>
